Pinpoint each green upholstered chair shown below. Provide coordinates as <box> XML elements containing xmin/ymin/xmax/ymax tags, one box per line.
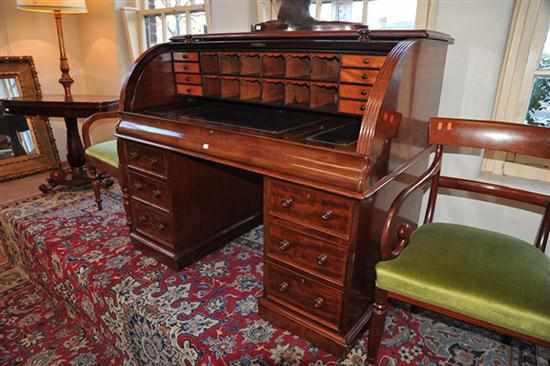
<box><xmin>83</xmin><ymin>111</ymin><xmax>121</xmax><ymax>210</ymax></box>
<box><xmin>367</xmin><ymin>117</ymin><xmax>550</xmax><ymax>365</ymax></box>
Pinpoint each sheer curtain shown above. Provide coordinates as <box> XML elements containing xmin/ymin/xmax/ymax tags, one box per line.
<box><xmin>256</xmin><ymin>0</ymin><xmax>281</xmax><ymax>22</ymax></box>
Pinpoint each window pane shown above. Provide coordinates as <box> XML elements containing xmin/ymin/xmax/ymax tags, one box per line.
<box><xmin>190</xmin><ymin>11</ymin><xmax>207</xmax><ymax>34</ymax></box>
<box><xmin>146</xmin><ymin>0</ymin><xmax>199</xmax><ymax>9</ymax></box>
<box><xmin>367</xmin><ymin>0</ymin><xmax>417</xmax><ymax>29</ymax></box>
<box><xmin>538</xmin><ymin>25</ymin><xmax>550</xmax><ymax>70</ymax></box>
<box><xmin>526</xmin><ymin>77</ymin><xmax>550</xmax><ymax>126</ymax></box>
<box><xmin>166</xmin><ymin>13</ymin><xmax>187</xmax><ymax>39</ymax></box>
<box><xmin>144</xmin><ymin>14</ymin><xmax>162</xmax><ymax>47</ymax></box>
<box><xmin>351</xmin><ymin>1</ymin><xmax>364</xmax><ymax>23</ymax></box>
<box><xmin>309</xmin><ymin>1</ymin><xmax>317</xmax><ymax>18</ymax></box>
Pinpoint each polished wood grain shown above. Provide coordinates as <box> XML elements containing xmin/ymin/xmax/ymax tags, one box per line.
<box><xmin>339</xmin><ymin>84</ymin><xmax>370</xmax><ymax>100</ymax></box>
<box><xmin>341</xmin><ymin>55</ymin><xmax>386</xmax><ymax>69</ymax></box>
<box><xmin>367</xmin><ymin>117</ymin><xmax>550</xmax><ymax>365</ymax></box>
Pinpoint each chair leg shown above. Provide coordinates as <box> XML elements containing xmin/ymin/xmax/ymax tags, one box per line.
<box><xmin>89</xmin><ymin>166</ymin><xmax>102</xmax><ymax>210</ymax></box>
<box><xmin>367</xmin><ymin>288</ymin><xmax>388</xmax><ymax>366</ymax></box>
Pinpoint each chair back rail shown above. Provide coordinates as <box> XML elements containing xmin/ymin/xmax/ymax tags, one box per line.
<box><xmin>429</xmin><ymin>117</ymin><xmax>550</xmax><ymax>160</ymax></box>
<box><xmin>424</xmin><ymin>117</ymin><xmax>550</xmax><ymax>251</ymax></box>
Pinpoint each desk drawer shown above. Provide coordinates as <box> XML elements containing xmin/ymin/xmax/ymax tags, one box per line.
<box><xmin>265</xmin><ymin>261</ymin><xmax>342</xmax><ymax>327</ymax></box>
<box><xmin>266</xmin><ymin>223</ymin><xmax>348</xmax><ymax>286</ymax></box>
<box><xmin>128</xmin><ymin>171</ymin><xmax>171</xmax><ymax>211</ymax></box>
<box><xmin>176</xmin><ymin>84</ymin><xmax>203</xmax><ymax>96</ymax></box>
<box><xmin>339</xmin><ymin>84</ymin><xmax>370</xmax><ymax>100</ymax></box>
<box><xmin>173</xmin><ymin>52</ymin><xmax>199</xmax><ymax>62</ymax></box>
<box><xmin>266</xmin><ymin>179</ymin><xmax>353</xmax><ymax>240</ymax></box>
<box><xmin>175</xmin><ymin>73</ymin><xmax>202</xmax><ymax>85</ymax></box>
<box><xmin>125</xmin><ymin>141</ymin><xmax>167</xmax><ymax>178</ymax></box>
<box><xmin>174</xmin><ymin>62</ymin><xmax>200</xmax><ymax>74</ymax></box>
<box><xmin>132</xmin><ymin>200</ymin><xmax>173</xmax><ymax>247</ymax></box>
<box><xmin>339</xmin><ymin>99</ymin><xmax>367</xmax><ymax>116</ymax></box>
<box><xmin>340</xmin><ymin>68</ymin><xmax>379</xmax><ymax>85</ymax></box>
<box><xmin>341</xmin><ymin>55</ymin><xmax>385</xmax><ymax>69</ymax></box>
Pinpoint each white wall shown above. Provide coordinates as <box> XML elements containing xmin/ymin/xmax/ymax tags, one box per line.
<box><xmin>432</xmin><ymin>0</ymin><xmax>547</xmax><ymax>248</ymax></box>
<box><xmin>210</xmin><ymin>0</ymin><xmax>257</xmax><ymax>33</ymax></box>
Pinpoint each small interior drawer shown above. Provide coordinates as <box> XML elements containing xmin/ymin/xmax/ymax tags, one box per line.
<box><xmin>125</xmin><ymin>141</ymin><xmax>167</xmax><ymax>178</ymax></box>
<box><xmin>176</xmin><ymin>84</ymin><xmax>203</xmax><ymax>96</ymax></box>
<box><xmin>266</xmin><ymin>222</ymin><xmax>348</xmax><ymax>286</ymax></box>
<box><xmin>174</xmin><ymin>62</ymin><xmax>200</xmax><ymax>74</ymax></box>
<box><xmin>338</xmin><ymin>99</ymin><xmax>367</xmax><ymax>116</ymax></box>
<box><xmin>173</xmin><ymin>52</ymin><xmax>199</xmax><ymax>62</ymax></box>
<box><xmin>341</xmin><ymin>54</ymin><xmax>385</xmax><ymax>69</ymax></box>
<box><xmin>175</xmin><ymin>73</ymin><xmax>202</xmax><ymax>85</ymax></box>
<box><xmin>265</xmin><ymin>261</ymin><xmax>343</xmax><ymax>328</ymax></box>
<box><xmin>128</xmin><ymin>170</ymin><xmax>171</xmax><ymax>211</ymax></box>
<box><xmin>340</xmin><ymin>68</ymin><xmax>379</xmax><ymax>85</ymax></box>
<box><xmin>266</xmin><ymin>179</ymin><xmax>354</xmax><ymax>240</ymax></box>
<box><xmin>131</xmin><ymin>199</ymin><xmax>173</xmax><ymax>248</ymax></box>
<box><xmin>339</xmin><ymin>84</ymin><xmax>371</xmax><ymax>100</ymax></box>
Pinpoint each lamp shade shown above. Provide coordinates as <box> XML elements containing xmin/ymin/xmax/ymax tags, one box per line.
<box><xmin>16</xmin><ymin>0</ymin><xmax>87</xmax><ymax>14</ymax></box>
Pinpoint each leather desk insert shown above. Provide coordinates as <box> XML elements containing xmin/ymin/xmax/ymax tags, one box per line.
<box><xmin>116</xmin><ymin>28</ymin><xmax>451</xmax><ymax>356</ymax></box>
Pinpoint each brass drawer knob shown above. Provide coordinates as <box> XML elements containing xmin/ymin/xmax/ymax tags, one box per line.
<box><xmin>280</xmin><ymin>198</ymin><xmax>294</xmax><ymax>209</ymax></box>
<box><xmin>363</xmin><ymin>58</ymin><xmax>370</xmax><ymax>65</ymax></box>
<box><xmin>360</xmin><ymin>105</ymin><xmax>366</xmax><ymax>111</ymax></box>
<box><xmin>129</xmin><ymin>151</ymin><xmax>139</xmax><ymax>160</ymax></box>
<box><xmin>361</xmin><ymin>89</ymin><xmax>368</xmax><ymax>96</ymax></box>
<box><xmin>279</xmin><ymin>240</ymin><xmax>291</xmax><ymax>251</ymax></box>
<box><xmin>138</xmin><ymin>215</ymin><xmax>147</xmax><ymax>224</ymax></box>
<box><xmin>152</xmin><ymin>189</ymin><xmax>162</xmax><ymax>198</ymax></box>
<box><xmin>279</xmin><ymin>281</ymin><xmax>289</xmax><ymax>293</ymax></box>
<box><xmin>156</xmin><ymin>223</ymin><xmax>167</xmax><ymax>232</ymax></box>
<box><xmin>181</xmin><ymin>54</ymin><xmax>189</xmax><ymax>59</ymax></box>
<box><xmin>134</xmin><ymin>182</ymin><xmax>144</xmax><ymax>191</ymax></box>
<box><xmin>321</xmin><ymin>210</ymin><xmax>333</xmax><ymax>221</ymax></box>
<box><xmin>151</xmin><ymin>158</ymin><xmax>161</xmax><ymax>168</ymax></box>
<box><xmin>313</xmin><ymin>296</ymin><xmax>325</xmax><ymax>309</ymax></box>
<box><xmin>362</xmin><ymin>73</ymin><xmax>369</xmax><ymax>80</ymax></box>
<box><xmin>316</xmin><ymin>254</ymin><xmax>328</xmax><ymax>266</ymax></box>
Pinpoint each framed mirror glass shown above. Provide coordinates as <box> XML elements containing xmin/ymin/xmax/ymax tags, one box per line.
<box><xmin>0</xmin><ymin>56</ymin><xmax>59</xmax><ymax>181</ymax></box>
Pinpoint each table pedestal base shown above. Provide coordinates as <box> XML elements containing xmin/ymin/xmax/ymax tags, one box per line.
<box><xmin>39</xmin><ymin>167</ymin><xmax>91</xmax><ymax>193</ymax></box>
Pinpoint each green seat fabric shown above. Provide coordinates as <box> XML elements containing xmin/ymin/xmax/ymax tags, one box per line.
<box><xmin>376</xmin><ymin>223</ymin><xmax>550</xmax><ymax>342</ymax></box>
<box><xmin>85</xmin><ymin>140</ymin><xmax>119</xmax><ymax>168</ymax></box>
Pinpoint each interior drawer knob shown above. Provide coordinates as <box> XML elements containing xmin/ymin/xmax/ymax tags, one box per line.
<box><xmin>279</xmin><ymin>240</ymin><xmax>291</xmax><ymax>251</ymax></box>
<box><xmin>361</xmin><ymin>89</ymin><xmax>368</xmax><ymax>96</ymax></box>
<box><xmin>360</xmin><ymin>105</ymin><xmax>366</xmax><ymax>111</ymax></box>
<box><xmin>363</xmin><ymin>58</ymin><xmax>370</xmax><ymax>65</ymax></box>
<box><xmin>362</xmin><ymin>73</ymin><xmax>369</xmax><ymax>80</ymax></box>
<box><xmin>129</xmin><ymin>151</ymin><xmax>139</xmax><ymax>160</ymax></box>
<box><xmin>313</xmin><ymin>296</ymin><xmax>325</xmax><ymax>309</ymax></box>
<box><xmin>316</xmin><ymin>254</ymin><xmax>328</xmax><ymax>266</ymax></box>
<box><xmin>279</xmin><ymin>281</ymin><xmax>289</xmax><ymax>293</ymax></box>
<box><xmin>156</xmin><ymin>223</ymin><xmax>167</xmax><ymax>232</ymax></box>
<box><xmin>280</xmin><ymin>198</ymin><xmax>294</xmax><ymax>209</ymax></box>
<box><xmin>134</xmin><ymin>182</ymin><xmax>144</xmax><ymax>191</ymax></box>
<box><xmin>321</xmin><ymin>210</ymin><xmax>333</xmax><ymax>221</ymax></box>
<box><xmin>151</xmin><ymin>158</ymin><xmax>161</xmax><ymax>168</ymax></box>
<box><xmin>152</xmin><ymin>189</ymin><xmax>162</xmax><ymax>198</ymax></box>
<box><xmin>138</xmin><ymin>215</ymin><xmax>147</xmax><ymax>224</ymax></box>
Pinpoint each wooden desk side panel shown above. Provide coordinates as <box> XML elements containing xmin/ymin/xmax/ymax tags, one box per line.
<box><xmin>120</xmin><ymin>44</ymin><xmax>179</xmax><ymax>112</ymax></box>
<box><xmin>358</xmin><ymin>39</ymin><xmax>448</xmax><ymax>191</ymax></box>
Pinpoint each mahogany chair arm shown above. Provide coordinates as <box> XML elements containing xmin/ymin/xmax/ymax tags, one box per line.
<box><xmin>379</xmin><ymin>146</ymin><xmax>443</xmax><ymax>260</ymax></box>
<box><xmin>82</xmin><ymin>111</ymin><xmax>120</xmax><ymax>149</ymax></box>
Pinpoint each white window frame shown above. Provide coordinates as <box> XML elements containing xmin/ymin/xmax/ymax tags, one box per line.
<box><xmin>483</xmin><ymin>0</ymin><xmax>550</xmax><ymax>182</ymax></box>
<box><xmin>256</xmin><ymin>0</ymin><xmax>438</xmax><ymax>29</ymax></box>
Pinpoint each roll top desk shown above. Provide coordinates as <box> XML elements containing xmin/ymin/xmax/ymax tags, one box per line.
<box><xmin>116</xmin><ymin>28</ymin><xmax>452</xmax><ymax>355</ymax></box>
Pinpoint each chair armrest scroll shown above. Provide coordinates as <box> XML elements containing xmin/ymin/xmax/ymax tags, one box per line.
<box><xmin>82</xmin><ymin>111</ymin><xmax>120</xmax><ymax>149</ymax></box>
<box><xmin>379</xmin><ymin>145</ymin><xmax>443</xmax><ymax>260</ymax></box>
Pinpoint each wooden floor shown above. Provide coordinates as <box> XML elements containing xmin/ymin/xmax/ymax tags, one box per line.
<box><xmin>0</xmin><ymin>172</ymin><xmax>50</xmax><ymax>205</ymax></box>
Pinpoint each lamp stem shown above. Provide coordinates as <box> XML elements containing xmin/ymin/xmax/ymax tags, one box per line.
<box><xmin>53</xmin><ymin>9</ymin><xmax>74</xmax><ymax>100</ymax></box>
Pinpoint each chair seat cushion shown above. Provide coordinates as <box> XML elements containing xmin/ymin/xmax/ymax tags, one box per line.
<box><xmin>85</xmin><ymin>140</ymin><xmax>119</xmax><ymax>168</ymax></box>
<box><xmin>376</xmin><ymin>223</ymin><xmax>550</xmax><ymax>342</ymax></box>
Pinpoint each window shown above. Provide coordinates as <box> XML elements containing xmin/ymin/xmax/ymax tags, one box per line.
<box><xmin>526</xmin><ymin>25</ymin><xmax>550</xmax><ymax>127</ymax></box>
<box><xmin>308</xmin><ymin>0</ymin><xmax>418</xmax><ymax>29</ymax></box>
<box><xmin>139</xmin><ymin>0</ymin><xmax>209</xmax><ymax>49</ymax></box>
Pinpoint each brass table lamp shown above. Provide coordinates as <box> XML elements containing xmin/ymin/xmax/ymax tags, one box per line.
<box><xmin>16</xmin><ymin>0</ymin><xmax>88</xmax><ymax>100</ymax></box>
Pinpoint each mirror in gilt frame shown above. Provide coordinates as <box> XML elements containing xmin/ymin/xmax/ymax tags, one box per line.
<box><xmin>0</xmin><ymin>56</ymin><xmax>59</xmax><ymax>181</ymax></box>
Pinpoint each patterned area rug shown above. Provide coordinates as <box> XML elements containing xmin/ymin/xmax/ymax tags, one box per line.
<box><xmin>0</xmin><ymin>187</ymin><xmax>548</xmax><ymax>366</ymax></box>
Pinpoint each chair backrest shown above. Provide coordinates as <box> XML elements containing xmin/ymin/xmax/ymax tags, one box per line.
<box><xmin>426</xmin><ymin>117</ymin><xmax>550</xmax><ymax>251</ymax></box>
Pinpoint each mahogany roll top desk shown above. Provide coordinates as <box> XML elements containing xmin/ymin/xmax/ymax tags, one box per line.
<box><xmin>116</xmin><ymin>28</ymin><xmax>452</xmax><ymax>355</ymax></box>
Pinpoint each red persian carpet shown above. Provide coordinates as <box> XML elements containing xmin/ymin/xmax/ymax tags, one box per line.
<box><xmin>0</xmin><ymin>187</ymin><xmax>548</xmax><ymax>366</ymax></box>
